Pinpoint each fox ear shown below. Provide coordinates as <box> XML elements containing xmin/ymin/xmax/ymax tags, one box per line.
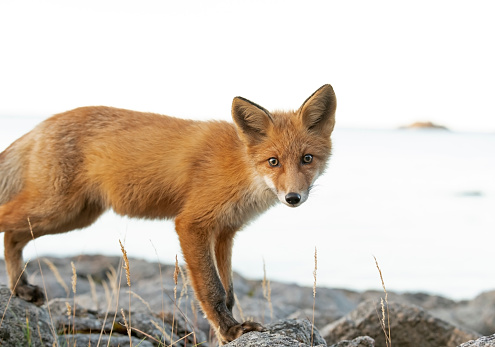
<box><xmin>232</xmin><ymin>96</ymin><xmax>273</xmax><ymax>144</ymax></box>
<box><xmin>299</xmin><ymin>84</ymin><xmax>337</xmax><ymax>136</ymax></box>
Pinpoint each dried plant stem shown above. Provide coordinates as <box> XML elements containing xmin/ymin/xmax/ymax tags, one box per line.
<box><xmin>119</xmin><ymin>240</ymin><xmax>132</xmax><ymax>346</ymax></box>
<box><xmin>70</xmin><ymin>261</ymin><xmax>77</xmax><ymax>337</ymax></box>
<box><xmin>262</xmin><ymin>258</ymin><xmax>273</xmax><ymax>322</ymax></box>
<box><xmin>102</xmin><ymin>258</ymin><xmax>125</xmax><ymax>347</ymax></box>
<box><xmin>172</xmin><ymin>255</ymin><xmax>179</xmax><ymax>345</ymax></box>
<box><xmin>42</xmin><ymin>258</ymin><xmax>69</xmax><ymax>296</ymax></box>
<box><xmin>374</xmin><ymin>256</ymin><xmax>392</xmax><ymax>347</ymax></box>
<box><xmin>311</xmin><ymin>247</ymin><xmax>317</xmax><ymax>347</ymax></box>
<box><xmin>150</xmin><ymin>240</ymin><xmax>168</xmax><ymax>342</ymax></box>
<box><xmin>129</xmin><ymin>291</ymin><xmax>153</xmax><ymax>314</ymax></box>
<box><xmin>121</xmin><ymin>308</ymin><xmax>132</xmax><ymax>346</ymax></box>
<box><xmin>27</xmin><ymin>218</ymin><xmax>57</xmax><ymax>341</ymax></box>
<box><xmin>234</xmin><ymin>293</ymin><xmax>245</xmax><ymax>322</ymax></box>
<box><xmin>0</xmin><ymin>261</ymin><xmax>29</xmax><ymax>330</ymax></box>
<box><xmin>87</xmin><ymin>274</ymin><xmax>99</xmax><ymax>311</ymax></box>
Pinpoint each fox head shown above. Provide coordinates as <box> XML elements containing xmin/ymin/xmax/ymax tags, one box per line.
<box><xmin>232</xmin><ymin>84</ymin><xmax>336</xmax><ymax>207</ymax></box>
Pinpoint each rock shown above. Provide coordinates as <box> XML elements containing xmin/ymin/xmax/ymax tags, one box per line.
<box><xmin>0</xmin><ymin>286</ymin><xmax>55</xmax><ymax>346</ymax></box>
<box><xmin>321</xmin><ymin>300</ymin><xmax>480</xmax><ymax>347</ymax></box>
<box><xmin>224</xmin><ymin>331</ymin><xmax>315</xmax><ymax>346</ymax></box>
<box><xmin>267</xmin><ymin>318</ymin><xmax>327</xmax><ymax>345</ymax></box>
<box><xmin>457</xmin><ymin>334</ymin><xmax>495</xmax><ymax>347</ymax></box>
<box><xmin>431</xmin><ymin>290</ymin><xmax>495</xmax><ymax>336</ymax></box>
<box><xmin>1</xmin><ymin>255</ymin><xmax>494</xmax><ymax>346</ymax></box>
<box><xmin>329</xmin><ymin>336</ymin><xmax>375</xmax><ymax>347</ymax></box>
<box><xmin>224</xmin><ymin>319</ymin><xmax>327</xmax><ymax>346</ymax></box>
<box><xmin>234</xmin><ymin>279</ymin><xmax>357</xmax><ymax>330</ymax></box>
<box><xmin>58</xmin><ymin>334</ymin><xmax>154</xmax><ymax>347</ymax></box>
<box><xmin>50</xmin><ymin>300</ymin><xmax>208</xmax><ymax>347</ymax></box>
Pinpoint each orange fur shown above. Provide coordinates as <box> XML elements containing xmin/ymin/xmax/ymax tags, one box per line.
<box><xmin>0</xmin><ymin>84</ymin><xmax>336</xmax><ymax>343</ymax></box>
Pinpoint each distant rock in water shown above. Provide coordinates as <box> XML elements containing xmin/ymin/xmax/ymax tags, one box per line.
<box><xmin>400</xmin><ymin>121</ymin><xmax>449</xmax><ymax>130</ymax></box>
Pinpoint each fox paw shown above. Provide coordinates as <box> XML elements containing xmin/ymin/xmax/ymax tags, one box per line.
<box><xmin>223</xmin><ymin>321</ymin><xmax>265</xmax><ymax>342</ymax></box>
<box><xmin>15</xmin><ymin>284</ymin><xmax>45</xmax><ymax>306</ymax></box>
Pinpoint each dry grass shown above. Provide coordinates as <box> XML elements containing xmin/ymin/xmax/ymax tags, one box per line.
<box><xmin>172</xmin><ymin>255</ymin><xmax>179</xmax><ymax>345</ymax></box>
<box><xmin>27</xmin><ymin>218</ymin><xmax>57</xmax><ymax>342</ymax></box>
<box><xmin>119</xmin><ymin>239</ymin><xmax>133</xmax><ymax>346</ymax></box>
<box><xmin>374</xmin><ymin>256</ymin><xmax>392</xmax><ymax>347</ymax></box>
<box><xmin>88</xmin><ymin>274</ymin><xmax>100</xmax><ymax>311</ymax></box>
<box><xmin>70</xmin><ymin>261</ymin><xmax>77</xmax><ymax>338</ymax></box>
<box><xmin>311</xmin><ymin>247</ymin><xmax>317</xmax><ymax>347</ymax></box>
<box><xmin>234</xmin><ymin>292</ymin><xmax>245</xmax><ymax>322</ymax></box>
<box><xmin>42</xmin><ymin>258</ymin><xmax>69</xmax><ymax>297</ymax></box>
<box><xmin>261</xmin><ymin>258</ymin><xmax>273</xmax><ymax>323</ymax></box>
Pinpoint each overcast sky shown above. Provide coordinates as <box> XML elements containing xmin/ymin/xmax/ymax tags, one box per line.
<box><xmin>1</xmin><ymin>0</ymin><xmax>494</xmax><ymax>132</ymax></box>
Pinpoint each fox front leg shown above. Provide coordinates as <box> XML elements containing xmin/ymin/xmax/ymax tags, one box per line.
<box><xmin>175</xmin><ymin>217</ymin><xmax>263</xmax><ymax>343</ymax></box>
<box><xmin>214</xmin><ymin>228</ymin><xmax>237</xmax><ymax>313</ymax></box>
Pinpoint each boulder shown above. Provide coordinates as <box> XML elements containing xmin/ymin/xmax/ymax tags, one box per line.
<box><xmin>58</xmin><ymin>334</ymin><xmax>154</xmax><ymax>347</ymax></box>
<box><xmin>0</xmin><ymin>286</ymin><xmax>55</xmax><ymax>346</ymax></box>
<box><xmin>224</xmin><ymin>319</ymin><xmax>327</xmax><ymax>346</ymax></box>
<box><xmin>458</xmin><ymin>334</ymin><xmax>495</xmax><ymax>347</ymax></box>
<box><xmin>49</xmin><ymin>299</ymin><xmax>208</xmax><ymax>347</ymax></box>
<box><xmin>431</xmin><ymin>290</ymin><xmax>495</xmax><ymax>336</ymax></box>
<box><xmin>321</xmin><ymin>300</ymin><xmax>480</xmax><ymax>347</ymax></box>
<box><xmin>329</xmin><ymin>336</ymin><xmax>375</xmax><ymax>347</ymax></box>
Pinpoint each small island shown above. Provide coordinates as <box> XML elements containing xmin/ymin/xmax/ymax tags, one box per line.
<box><xmin>400</xmin><ymin>121</ymin><xmax>449</xmax><ymax>130</ymax></box>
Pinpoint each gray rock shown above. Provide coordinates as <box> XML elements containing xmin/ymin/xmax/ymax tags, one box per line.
<box><xmin>321</xmin><ymin>300</ymin><xmax>480</xmax><ymax>347</ymax></box>
<box><xmin>329</xmin><ymin>336</ymin><xmax>375</xmax><ymax>347</ymax></box>
<box><xmin>234</xmin><ymin>279</ymin><xmax>357</xmax><ymax>330</ymax></box>
<box><xmin>223</xmin><ymin>319</ymin><xmax>327</xmax><ymax>346</ymax></box>
<box><xmin>224</xmin><ymin>331</ymin><xmax>310</xmax><ymax>346</ymax></box>
<box><xmin>0</xmin><ymin>286</ymin><xmax>55</xmax><ymax>346</ymax></box>
<box><xmin>50</xmin><ymin>300</ymin><xmax>208</xmax><ymax>347</ymax></box>
<box><xmin>458</xmin><ymin>334</ymin><xmax>495</xmax><ymax>347</ymax></box>
<box><xmin>431</xmin><ymin>290</ymin><xmax>495</xmax><ymax>336</ymax></box>
<box><xmin>58</xmin><ymin>334</ymin><xmax>154</xmax><ymax>347</ymax></box>
<box><xmin>267</xmin><ymin>318</ymin><xmax>327</xmax><ymax>346</ymax></box>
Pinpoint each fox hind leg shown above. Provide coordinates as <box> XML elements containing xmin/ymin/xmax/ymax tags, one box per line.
<box><xmin>3</xmin><ymin>230</ymin><xmax>45</xmax><ymax>304</ymax></box>
<box><xmin>1</xmin><ymin>195</ymin><xmax>105</xmax><ymax>305</ymax></box>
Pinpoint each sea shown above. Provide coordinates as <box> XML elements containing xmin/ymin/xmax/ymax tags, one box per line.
<box><xmin>1</xmin><ymin>115</ymin><xmax>494</xmax><ymax>300</ymax></box>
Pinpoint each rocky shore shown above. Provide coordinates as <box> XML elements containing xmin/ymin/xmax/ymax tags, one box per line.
<box><xmin>0</xmin><ymin>255</ymin><xmax>494</xmax><ymax>346</ymax></box>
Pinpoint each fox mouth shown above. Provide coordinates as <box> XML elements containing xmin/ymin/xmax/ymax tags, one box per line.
<box><xmin>262</xmin><ymin>175</ymin><xmax>309</xmax><ymax>207</ymax></box>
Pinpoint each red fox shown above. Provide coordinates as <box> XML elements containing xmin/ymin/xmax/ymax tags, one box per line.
<box><xmin>0</xmin><ymin>84</ymin><xmax>336</xmax><ymax>343</ymax></box>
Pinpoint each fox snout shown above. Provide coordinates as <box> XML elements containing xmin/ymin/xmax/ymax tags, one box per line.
<box><xmin>262</xmin><ymin>175</ymin><xmax>310</xmax><ymax>207</ymax></box>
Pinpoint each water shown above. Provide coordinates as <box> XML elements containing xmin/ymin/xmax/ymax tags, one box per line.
<box><xmin>1</xmin><ymin>116</ymin><xmax>494</xmax><ymax>300</ymax></box>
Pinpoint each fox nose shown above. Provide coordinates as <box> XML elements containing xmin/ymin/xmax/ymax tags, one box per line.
<box><xmin>285</xmin><ymin>192</ymin><xmax>301</xmax><ymax>205</ymax></box>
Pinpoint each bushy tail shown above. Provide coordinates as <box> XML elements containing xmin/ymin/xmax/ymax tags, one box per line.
<box><xmin>0</xmin><ymin>139</ymin><xmax>27</xmax><ymax>205</ymax></box>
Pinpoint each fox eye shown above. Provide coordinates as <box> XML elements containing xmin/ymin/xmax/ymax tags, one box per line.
<box><xmin>268</xmin><ymin>157</ymin><xmax>279</xmax><ymax>167</ymax></box>
<box><xmin>302</xmin><ymin>154</ymin><xmax>313</xmax><ymax>164</ymax></box>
